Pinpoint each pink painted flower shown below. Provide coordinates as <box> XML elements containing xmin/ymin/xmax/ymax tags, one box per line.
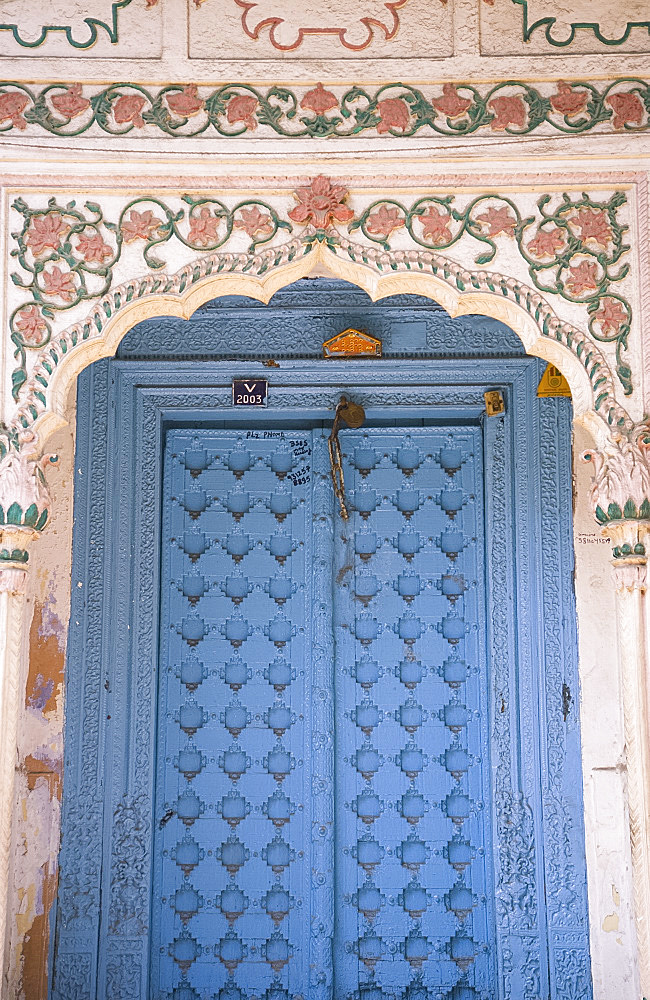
<box><xmin>25</xmin><ymin>213</ymin><xmax>68</xmax><ymax>256</ymax></box>
<box><xmin>166</xmin><ymin>85</ymin><xmax>204</xmax><ymax>118</ymax></box>
<box><xmin>376</xmin><ymin>98</ymin><xmax>410</xmax><ymax>134</ymax></box>
<box><xmin>188</xmin><ymin>207</ymin><xmax>221</xmax><ymax>247</ymax></box>
<box><xmin>476</xmin><ymin>206</ymin><xmax>517</xmax><ymax>237</ymax></box>
<box><xmin>527</xmin><ymin>227</ymin><xmax>566</xmax><ymax>259</ymax></box>
<box><xmin>112</xmin><ymin>93</ymin><xmax>147</xmax><ymax>128</ymax></box>
<box><xmin>289</xmin><ymin>175</ymin><xmax>354</xmax><ymax>229</ymax></box>
<box><xmin>234</xmin><ymin>207</ymin><xmax>274</xmax><ymax>238</ymax></box>
<box><xmin>76</xmin><ymin>231</ymin><xmax>113</xmax><ymax>263</ymax></box>
<box><xmin>0</xmin><ymin>91</ymin><xmax>29</xmax><ymax>129</ymax></box>
<box><xmin>606</xmin><ymin>91</ymin><xmax>644</xmax><ymax>129</ymax></box>
<box><xmin>300</xmin><ymin>83</ymin><xmax>338</xmax><ymax>115</ymax></box>
<box><xmin>226</xmin><ymin>94</ymin><xmax>258</xmax><ymax>131</ymax></box>
<box><xmin>418</xmin><ymin>206</ymin><xmax>453</xmax><ymax>245</ymax></box>
<box><xmin>366</xmin><ymin>205</ymin><xmax>404</xmax><ymax>239</ymax></box>
<box><xmin>570</xmin><ymin>208</ymin><xmax>612</xmax><ymax>248</ymax></box>
<box><xmin>488</xmin><ymin>94</ymin><xmax>527</xmax><ymax>131</ymax></box>
<box><xmin>121</xmin><ymin>209</ymin><xmax>164</xmax><ymax>243</ymax></box>
<box><xmin>14</xmin><ymin>305</ymin><xmax>48</xmax><ymax>345</ymax></box>
<box><xmin>42</xmin><ymin>265</ymin><xmax>77</xmax><ymax>302</ymax></box>
<box><xmin>565</xmin><ymin>260</ymin><xmax>599</xmax><ymax>296</ymax></box>
<box><xmin>431</xmin><ymin>83</ymin><xmax>472</xmax><ymax>120</ymax></box>
<box><xmin>593</xmin><ymin>297</ymin><xmax>628</xmax><ymax>335</ymax></box>
<box><xmin>549</xmin><ymin>81</ymin><xmax>588</xmax><ymax>118</ymax></box>
<box><xmin>50</xmin><ymin>84</ymin><xmax>90</xmax><ymax>120</ymax></box>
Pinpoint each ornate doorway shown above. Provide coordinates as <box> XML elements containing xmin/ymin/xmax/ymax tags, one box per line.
<box><xmin>50</xmin><ymin>283</ymin><xmax>592</xmax><ymax>1000</ymax></box>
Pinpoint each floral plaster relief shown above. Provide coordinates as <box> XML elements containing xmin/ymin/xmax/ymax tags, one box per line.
<box><xmin>0</xmin><ymin>0</ymin><xmax>161</xmax><ymax>57</ymax></box>
<box><xmin>234</xmin><ymin>0</ymin><xmax>409</xmax><ymax>50</ymax></box>
<box><xmin>190</xmin><ymin>0</ymin><xmax>452</xmax><ymax>59</ymax></box>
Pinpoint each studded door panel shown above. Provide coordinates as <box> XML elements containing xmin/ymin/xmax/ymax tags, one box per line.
<box><xmin>154</xmin><ymin>429</ymin><xmax>326</xmax><ymax>1000</ymax></box>
<box><xmin>155</xmin><ymin>423</ymin><xmax>492</xmax><ymax>1000</ymax></box>
<box><xmin>333</xmin><ymin>428</ymin><xmax>493</xmax><ymax>999</ymax></box>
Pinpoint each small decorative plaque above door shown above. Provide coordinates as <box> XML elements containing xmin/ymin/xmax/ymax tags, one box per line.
<box><xmin>322</xmin><ymin>328</ymin><xmax>382</xmax><ymax>358</ymax></box>
<box><xmin>232</xmin><ymin>378</ymin><xmax>268</xmax><ymax>405</ymax></box>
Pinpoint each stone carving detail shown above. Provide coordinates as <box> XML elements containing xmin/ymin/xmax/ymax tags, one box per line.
<box><xmin>581</xmin><ymin>419</ymin><xmax>650</xmax><ymax>559</ymax></box>
<box><xmin>234</xmin><ymin>0</ymin><xmax>412</xmax><ymax>50</ymax></box>
<box><xmin>2</xmin><ymin>181</ymin><xmax>632</xmax><ymax>448</ymax></box>
<box><xmin>108</xmin><ymin>794</ymin><xmax>151</xmax><ymax>936</ymax></box>
<box><xmin>0</xmin><ymin>0</ymin><xmax>132</xmax><ymax>49</ymax></box>
<box><xmin>0</xmin><ymin>428</ymin><xmax>57</xmax><ymax>572</ymax></box>
<box><xmin>512</xmin><ymin>0</ymin><xmax>650</xmax><ymax>45</ymax></box>
<box><xmin>1</xmin><ymin>79</ymin><xmax>649</xmax><ymax>138</ymax></box>
<box><xmin>105</xmin><ymin>953</ymin><xmax>141</xmax><ymax>998</ymax></box>
<box><xmin>51</xmin><ymin>952</ymin><xmax>92</xmax><ymax>1000</ymax></box>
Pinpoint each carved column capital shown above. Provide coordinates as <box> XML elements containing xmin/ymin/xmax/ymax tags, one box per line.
<box><xmin>581</xmin><ymin>418</ymin><xmax>650</xmax><ymax>590</ymax></box>
<box><xmin>0</xmin><ymin>429</ymin><xmax>57</xmax><ymax>593</ymax></box>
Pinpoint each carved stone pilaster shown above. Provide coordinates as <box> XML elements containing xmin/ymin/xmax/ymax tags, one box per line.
<box><xmin>582</xmin><ymin>421</ymin><xmax>650</xmax><ymax>996</ymax></box>
<box><xmin>0</xmin><ymin>429</ymin><xmax>57</xmax><ymax>593</ymax></box>
<box><xmin>0</xmin><ymin>429</ymin><xmax>56</xmax><ymax>985</ymax></box>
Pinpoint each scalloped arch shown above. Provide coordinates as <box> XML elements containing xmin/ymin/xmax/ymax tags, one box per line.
<box><xmin>12</xmin><ymin>239</ymin><xmax>618</xmax><ymax>451</ymax></box>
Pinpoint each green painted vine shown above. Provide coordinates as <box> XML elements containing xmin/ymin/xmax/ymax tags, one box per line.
<box><xmin>513</xmin><ymin>0</ymin><xmax>650</xmax><ymax>46</ymax></box>
<box><xmin>0</xmin><ymin>79</ymin><xmax>650</xmax><ymax>138</ymax></box>
<box><xmin>351</xmin><ymin>190</ymin><xmax>632</xmax><ymax>393</ymax></box>
<box><xmin>0</xmin><ymin>0</ymin><xmax>131</xmax><ymax>49</ymax></box>
<box><xmin>9</xmin><ymin>194</ymin><xmax>291</xmax><ymax>399</ymax></box>
<box><xmin>7</xmin><ymin>184</ymin><xmax>633</xmax><ymax>410</ymax></box>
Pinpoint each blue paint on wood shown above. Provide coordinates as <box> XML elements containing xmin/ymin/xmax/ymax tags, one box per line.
<box><xmin>51</xmin><ymin>282</ymin><xmax>591</xmax><ymax>1000</ymax></box>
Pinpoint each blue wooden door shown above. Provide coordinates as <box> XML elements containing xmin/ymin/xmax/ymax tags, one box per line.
<box><xmin>154</xmin><ymin>421</ymin><xmax>493</xmax><ymax>999</ymax></box>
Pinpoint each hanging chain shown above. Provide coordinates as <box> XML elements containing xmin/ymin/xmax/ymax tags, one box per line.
<box><xmin>328</xmin><ymin>395</ymin><xmax>365</xmax><ymax>521</ymax></box>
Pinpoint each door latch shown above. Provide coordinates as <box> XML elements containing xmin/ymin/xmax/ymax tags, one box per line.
<box><xmin>328</xmin><ymin>395</ymin><xmax>365</xmax><ymax>520</ymax></box>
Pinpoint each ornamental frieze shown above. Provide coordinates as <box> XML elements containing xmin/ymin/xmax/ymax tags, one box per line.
<box><xmin>6</xmin><ymin>179</ymin><xmax>633</xmax><ymax>401</ymax></box>
<box><xmin>0</xmin><ymin>79</ymin><xmax>649</xmax><ymax>138</ymax></box>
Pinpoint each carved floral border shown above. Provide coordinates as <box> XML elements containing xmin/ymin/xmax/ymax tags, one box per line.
<box><xmin>6</xmin><ymin>180</ymin><xmax>632</xmax><ymax>412</ymax></box>
<box><xmin>0</xmin><ymin>79</ymin><xmax>649</xmax><ymax>138</ymax></box>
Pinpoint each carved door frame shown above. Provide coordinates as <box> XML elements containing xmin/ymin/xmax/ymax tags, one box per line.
<box><xmin>50</xmin><ymin>354</ymin><xmax>592</xmax><ymax>1000</ymax></box>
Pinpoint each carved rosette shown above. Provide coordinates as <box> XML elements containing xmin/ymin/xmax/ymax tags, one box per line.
<box><xmin>581</xmin><ymin>419</ymin><xmax>650</xmax><ymax>588</ymax></box>
<box><xmin>0</xmin><ymin>429</ymin><xmax>57</xmax><ymax>591</ymax></box>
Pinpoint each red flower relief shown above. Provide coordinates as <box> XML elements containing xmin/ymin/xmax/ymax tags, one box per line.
<box><xmin>565</xmin><ymin>260</ymin><xmax>599</xmax><ymax>296</ymax></box>
<box><xmin>188</xmin><ymin>207</ymin><xmax>221</xmax><ymax>247</ymax></box>
<box><xmin>112</xmin><ymin>94</ymin><xmax>147</xmax><ymax>128</ymax></box>
<box><xmin>594</xmin><ymin>298</ymin><xmax>628</xmax><ymax>336</ymax></box>
<box><xmin>42</xmin><ymin>265</ymin><xmax>77</xmax><ymax>302</ymax></box>
<box><xmin>418</xmin><ymin>206</ymin><xmax>453</xmax><ymax>245</ymax></box>
<box><xmin>166</xmin><ymin>85</ymin><xmax>204</xmax><ymax>118</ymax></box>
<box><xmin>121</xmin><ymin>209</ymin><xmax>164</xmax><ymax>243</ymax></box>
<box><xmin>50</xmin><ymin>84</ymin><xmax>90</xmax><ymax>120</ymax></box>
<box><xmin>607</xmin><ymin>92</ymin><xmax>644</xmax><ymax>130</ymax></box>
<box><xmin>488</xmin><ymin>95</ymin><xmax>527</xmax><ymax>131</ymax></box>
<box><xmin>365</xmin><ymin>205</ymin><xmax>404</xmax><ymax>238</ymax></box>
<box><xmin>549</xmin><ymin>81</ymin><xmax>588</xmax><ymax>118</ymax></box>
<box><xmin>25</xmin><ymin>213</ymin><xmax>68</xmax><ymax>256</ymax></box>
<box><xmin>14</xmin><ymin>305</ymin><xmax>48</xmax><ymax>345</ymax></box>
<box><xmin>527</xmin><ymin>227</ymin><xmax>566</xmax><ymax>259</ymax></box>
<box><xmin>300</xmin><ymin>83</ymin><xmax>338</xmax><ymax>116</ymax></box>
<box><xmin>76</xmin><ymin>231</ymin><xmax>113</xmax><ymax>263</ymax></box>
<box><xmin>431</xmin><ymin>83</ymin><xmax>472</xmax><ymax>120</ymax></box>
<box><xmin>234</xmin><ymin>207</ymin><xmax>274</xmax><ymax>238</ymax></box>
<box><xmin>0</xmin><ymin>91</ymin><xmax>29</xmax><ymax>130</ymax></box>
<box><xmin>226</xmin><ymin>94</ymin><xmax>259</xmax><ymax>131</ymax></box>
<box><xmin>570</xmin><ymin>208</ymin><xmax>612</xmax><ymax>248</ymax></box>
<box><xmin>475</xmin><ymin>206</ymin><xmax>517</xmax><ymax>237</ymax></box>
<box><xmin>289</xmin><ymin>175</ymin><xmax>354</xmax><ymax>229</ymax></box>
<box><xmin>376</xmin><ymin>98</ymin><xmax>410</xmax><ymax>134</ymax></box>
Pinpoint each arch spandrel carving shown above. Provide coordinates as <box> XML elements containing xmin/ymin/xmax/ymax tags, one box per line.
<box><xmin>0</xmin><ymin>174</ymin><xmax>644</xmax><ymax>566</ymax></box>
